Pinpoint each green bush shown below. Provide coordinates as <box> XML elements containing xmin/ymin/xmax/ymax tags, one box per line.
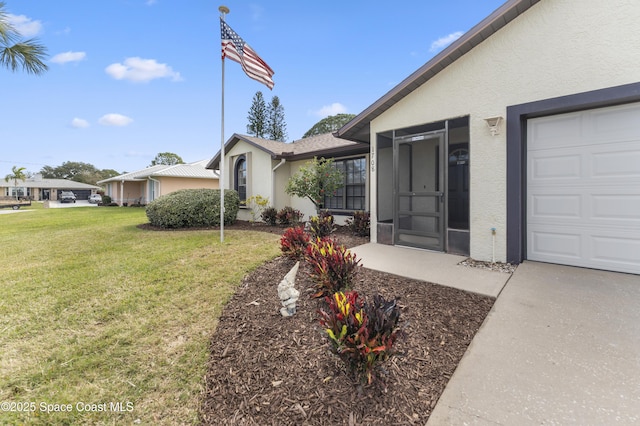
<box><xmin>145</xmin><ymin>189</ymin><xmax>239</xmax><ymax>228</ymax></box>
<box><xmin>102</xmin><ymin>195</ymin><xmax>112</xmax><ymax>205</ymax></box>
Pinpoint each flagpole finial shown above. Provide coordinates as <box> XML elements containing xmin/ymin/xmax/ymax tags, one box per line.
<box><xmin>219</xmin><ymin>5</ymin><xmax>229</xmax><ymax>16</ymax></box>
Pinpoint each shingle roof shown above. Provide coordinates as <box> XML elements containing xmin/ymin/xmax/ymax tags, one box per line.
<box><xmin>206</xmin><ymin>133</ymin><xmax>367</xmax><ymax>170</ymax></box>
<box><xmin>98</xmin><ymin>160</ymin><xmax>217</xmax><ymax>184</ymax></box>
<box><xmin>336</xmin><ymin>0</ymin><xmax>541</xmax><ymax>143</ymax></box>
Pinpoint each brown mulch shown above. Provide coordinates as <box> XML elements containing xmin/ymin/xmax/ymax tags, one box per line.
<box><xmin>195</xmin><ymin>221</ymin><xmax>495</xmax><ymax>425</ymax></box>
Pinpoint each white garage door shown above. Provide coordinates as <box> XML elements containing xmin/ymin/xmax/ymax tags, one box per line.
<box><xmin>527</xmin><ymin>102</ymin><xmax>640</xmax><ymax>274</ymax></box>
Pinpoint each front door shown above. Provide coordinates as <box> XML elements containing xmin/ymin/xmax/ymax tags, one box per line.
<box><xmin>394</xmin><ymin>131</ymin><xmax>445</xmax><ymax>250</ymax></box>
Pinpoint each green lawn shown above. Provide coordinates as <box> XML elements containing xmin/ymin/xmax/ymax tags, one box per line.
<box><xmin>0</xmin><ymin>203</ymin><xmax>280</xmax><ymax>425</ymax></box>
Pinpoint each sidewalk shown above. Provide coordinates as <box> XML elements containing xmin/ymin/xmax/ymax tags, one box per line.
<box><xmin>351</xmin><ymin>243</ymin><xmax>510</xmax><ymax>297</ymax></box>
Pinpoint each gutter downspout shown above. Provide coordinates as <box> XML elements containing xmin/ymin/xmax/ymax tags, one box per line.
<box><xmin>271</xmin><ymin>158</ymin><xmax>286</xmax><ymax>207</ymax></box>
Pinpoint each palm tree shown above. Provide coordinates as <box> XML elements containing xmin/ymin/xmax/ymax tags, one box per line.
<box><xmin>0</xmin><ymin>2</ymin><xmax>48</xmax><ymax>75</ymax></box>
<box><xmin>5</xmin><ymin>166</ymin><xmax>27</xmax><ymax>200</ymax></box>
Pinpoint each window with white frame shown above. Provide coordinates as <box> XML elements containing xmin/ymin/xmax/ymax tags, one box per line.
<box><xmin>234</xmin><ymin>155</ymin><xmax>247</xmax><ymax>205</ymax></box>
<box><xmin>323</xmin><ymin>157</ymin><xmax>366</xmax><ymax>211</ymax></box>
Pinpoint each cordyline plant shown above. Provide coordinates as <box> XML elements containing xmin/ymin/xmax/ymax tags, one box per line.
<box><xmin>306</xmin><ymin>237</ymin><xmax>360</xmax><ymax>298</ymax></box>
<box><xmin>285</xmin><ymin>157</ymin><xmax>344</xmax><ymax>214</ymax></box>
<box><xmin>277</xmin><ymin>206</ymin><xmax>303</xmax><ymax>226</ymax></box>
<box><xmin>280</xmin><ymin>226</ymin><xmax>310</xmax><ymax>259</ymax></box>
<box><xmin>318</xmin><ymin>291</ymin><xmax>403</xmax><ymax>385</ymax></box>
<box><xmin>308</xmin><ymin>210</ymin><xmax>335</xmax><ymax>239</ymax></box>
<box><xmin>345</xmin><ymin>211</ymin><xmax>370</xmax><ymax>237</ymax></box>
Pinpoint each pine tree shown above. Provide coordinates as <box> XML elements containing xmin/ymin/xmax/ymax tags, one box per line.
<box><xmin>246</xmin><ymin>91</ymin><xmax>267</xmax><ymax>138</ymax></box>
<box><xmin>266</xmin><ymin>95</ymin><xmax>287</xmax><ymax>142</ymax></box>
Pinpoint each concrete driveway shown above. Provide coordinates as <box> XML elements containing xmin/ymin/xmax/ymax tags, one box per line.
<box><xmin>428</xmin><ymin>261</ymin><xmax>640</xmax><ymax>425</ymax></box>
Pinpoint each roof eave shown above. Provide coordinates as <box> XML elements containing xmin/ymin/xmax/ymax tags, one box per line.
<box><xmin>336</xmin><ymin>0</ymin><xmax>540</xmax><ymax>143</ymax></box>
<box><xmin>206</xmin><ymin>133</ymin><xmax>280</xmax><ymax>170</ymax></box>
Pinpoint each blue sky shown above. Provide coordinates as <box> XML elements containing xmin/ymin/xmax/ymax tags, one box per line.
<box><xmin>2</xmin><ymin>0</ymin><xmax>505</xmax><ymax>177</ymax></box>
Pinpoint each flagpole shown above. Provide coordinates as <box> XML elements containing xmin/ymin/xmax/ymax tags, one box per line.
<box><xmin>219</xmin><ymin>5</ymin><xmax>229</xmax><ymax>243</ymax></box>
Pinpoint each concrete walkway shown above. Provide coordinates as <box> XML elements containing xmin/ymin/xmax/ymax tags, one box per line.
<box><xmin>428</xmin><ymin>261</ymin><xmax>640</xmax><ymax>425</ymax></box>
<box><xmin>351</xmin><ymin>243</ymin><xmax>510</xmax><ymax>297</ymax></box>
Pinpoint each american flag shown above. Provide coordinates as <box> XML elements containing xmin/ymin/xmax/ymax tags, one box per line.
<box><xmin>220</xmin><ymin>19</ymin><xmax>275</xmax><ymax>89</ymax></box>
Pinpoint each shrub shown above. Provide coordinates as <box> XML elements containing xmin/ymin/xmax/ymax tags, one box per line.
<box><xmin>306</xmin><ymin>237</ymin><xmax>360</xmax><ymax>298</ymax></box>
<box><xmin>145</xmin><ymin>189</ymin><xmax>239</xmax><ymax>228</ymax></box>
<box><xmin>246</xmin><ymin>195</ymin><xmax>269</xmax><ymax>222</ymax></box>
<box><xmin>280</xmin><ymin>226</ymin><xmax>310</xmax><ymax>259</ymax></box>
<box><xmin>277</xmin><ymin>206</ymin><xmax>303</xmax><ymax>226</ymax></box>
<box><xmin>345</xmin><ymin>211</ymin><xmax>370</xmax><ymax>237</ymax></box>
<box><xmin>285</xmin><ymin>157</ymin><xmax>344</xmax><ymax>213</ymax></box>
<box><xmin>261</xmin><ymin>207</ymin><xmax>278</xmax><ymax>226</ymax></box>
<box><xmin>319</xmin><ymin>291</ymin><xmax>402</xmax><ymax>385</ymax></box>
<box><xmin>102</xmin><ymin>195</ymin><xmax>112</xmax><ymax>205</ymax></box>
<box><xmin>308</xmin><ymin>210</ymin><xmax>335</xmax><ymax>239</ymax></box>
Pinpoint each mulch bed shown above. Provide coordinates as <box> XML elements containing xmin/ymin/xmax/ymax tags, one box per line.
<box><xmin>197</xmin><ymin>221</ymin><xmax>495</xmax><ymax>425</ymax></box>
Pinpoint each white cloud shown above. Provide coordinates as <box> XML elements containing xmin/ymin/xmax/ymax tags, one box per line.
<box><xmin>146</xmin><ymin>0</ymin><xmax>157</xmax><ymax>5</ymax></box>
<box><xmin>105</xmin><ymin>57</ymin><xmax>182</xmax><ymax>83</ymax></box>
<box><xmin>70</xmin><ymin>118</ymin><xmax>90</xmax><ymax>128</ymax></box>
<box><xmin>98</xmin><ymin>114</ymin><xmax>133</xmax><ymax>127</ymax></box>
<box><xmin>311</xmin><ymin>103</ymin><xmax>348</xmax><ymax>118</ymax></box>
<box><xmin>7</xmin><ymin>14</ymin><xmax>43</xmax><ymax>37</ymax></box>
<box><xmin>250</xmin><ymin>4</ymin><xmax>264</xmax><ymax>21</ymax></box>
<box><xmin>430</xmin><ymin>31</ymin><xmax>464</xmax><ymax>52</ymax></box>
<box><xmin>51</xmin><ymin>51</ymin><xmax>86</xmax><ymax>64</ymax></box>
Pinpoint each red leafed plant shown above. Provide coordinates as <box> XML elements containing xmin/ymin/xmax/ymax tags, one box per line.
<box><xmin>280</xmin><ymin>226</ymin><xmax>310</xmax><ymax>259</ymax></box>
<box><xmin>318</xmin><ymin>291</ymin><xmax>403</xmax><ymax>385</ymax></box>
<box><xmin>305</xmin><ymin>237</ymin><xmax>360</xmax><ymax>298</ymax></box>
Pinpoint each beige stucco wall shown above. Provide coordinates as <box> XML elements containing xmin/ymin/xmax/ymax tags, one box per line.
<box><xmin>224</xmin><ymin>140</ymin><xmax>275</xmax><ymax>221</ymax></box>
<box><xmin>156</xmin><ymin>176</ymin><xmax>218</xmax><ymax>197</ymax></box>
<box><xmin>369</xmin><ymin>0</ymin><xmax>640</xmax><ymax>262</ymax></box>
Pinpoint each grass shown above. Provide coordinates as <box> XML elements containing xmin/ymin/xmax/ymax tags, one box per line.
<box><xmin>0</xmin><ymin>203</ymin><xmax>281</xmax><ymax>425</ymax></box>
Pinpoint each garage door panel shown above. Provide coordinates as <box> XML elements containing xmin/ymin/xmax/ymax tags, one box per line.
<box><xmin>591</xmin><ymin>235</ymin><xmax>640</xmax><ymax>266</ymax></box>
<box><xmin>591</xmin><ymin>142</ymin><xmax>640</xmax><ymax>178</ymax></box>
<box><xmin>530</xmin><ymin>154</ymin><xmax>582</xmax><ymax>180</ymax></box>
<box><xmin>529</xmin><ymin>194</ymin><xmax>581</xmax><ymax>220</ymax></box>
<box><xmin>528</xmin><ymin>114</ymin><xmax>583</xmax><ymax>150</ymax></box>
<box><xmin>529</xmin><ymin>228</ymin><xmax>582</xmax><ymax>259</ymax></box>
<box><xmin>589</xmin><ymin>102</ymin><xmax>640</xmax><ymax>142</ymax></box>
<box><xmin>592</xmin><ymin>194</ymin><xmax>640</xmax><ymax>223</ymax></box>
<box><xmin>527</xmin><ymin>102</ymin><xmax>640</xmax><ymax>274</ymax></box>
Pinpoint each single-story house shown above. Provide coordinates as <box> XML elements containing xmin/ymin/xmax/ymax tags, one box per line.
<box><xmin>206</xmin><ymin>132</ymin><xmax>368</xmax><ymax>223</ymax></box>
<box><xmin>1</xmin><ymin>174</ymin><xmax>101</xmax><ymax>201</ymax></box>
<box><xmin>333</xmin><ymin>0</ymin><xmax>640</xmax><ymax>274</ymax></box>
<box><xmin>208</xmin><ymin>0</ymin><xmax>639</xmax><ymax>275</ymax></box>
<box><xmin>98</xmin><ymin>160</ymin><xmax>219</xmax><ymax>206</ymax></box>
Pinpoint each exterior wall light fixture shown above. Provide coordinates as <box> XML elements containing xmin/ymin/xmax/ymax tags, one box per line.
<box><xmin>484</xmin><ymin>116</ymin><xmax>503</xmax><ymax>136</ymax></box>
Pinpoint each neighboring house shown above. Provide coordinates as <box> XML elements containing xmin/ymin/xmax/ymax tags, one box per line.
<box><xmin>335</xmin><ymin>0</ymin><xmax>640</xmax><ymax>274</ymax></box>
<box><xmin>206</xmin><ymin>133</ymin><xmax>369</xmax><ymax>223</ymax></box>
<box><xmin>1</xmin><ymin>174</ymin><xmax>100</xmax><ymax>201</ymax></box>
<box><xmin>98</xmin><ymin>160</ymin><xmax>219</xmax><ymax>205</ymax></box>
